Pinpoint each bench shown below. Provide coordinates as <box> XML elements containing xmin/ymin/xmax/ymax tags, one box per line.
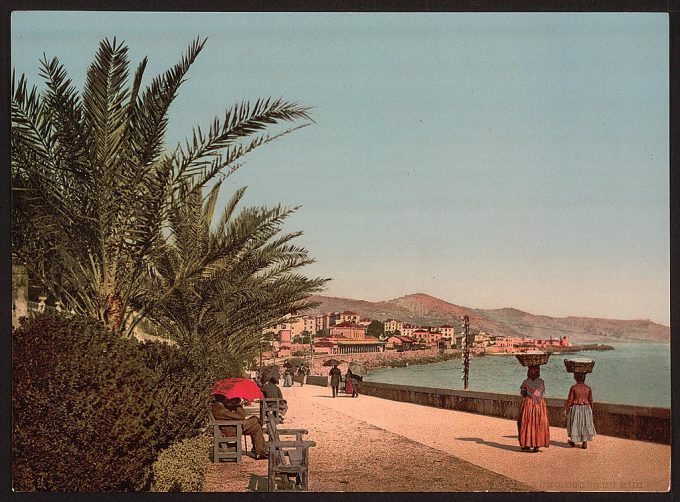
<box><xmin>263</xmin><ymin>410</ymin><xmax>316</xmax><ymax>491</ymax></box>
<box><xmin>210</xmin><ymin>411</ymin><xmax>248</xmax><ymax>463</ymax></box>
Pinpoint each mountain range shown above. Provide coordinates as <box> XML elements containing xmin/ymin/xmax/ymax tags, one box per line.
<box><xmin>306</xmin><ymin>293</ymin><xmax>670</xmax><ymax>343</ymax></box>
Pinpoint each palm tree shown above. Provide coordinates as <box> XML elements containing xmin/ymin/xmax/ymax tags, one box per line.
<box><xmin>143</xmin><ymin>181</ymin><xmax>328</xmax><ymax>373</ymax></box>
<box><xmin>12</xmin><ymin>37</ymin><xmax>313</xmax><ymax>335</ymax></box>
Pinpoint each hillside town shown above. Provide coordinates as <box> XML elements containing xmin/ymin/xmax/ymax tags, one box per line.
<box><xmin>262</xmin><ymin>310</ymin><xmax>570</xmax><ymax>359</ymax></box>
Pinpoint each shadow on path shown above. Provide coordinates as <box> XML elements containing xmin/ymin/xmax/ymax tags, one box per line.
<box><xmin>502</xmin><ymin>435</ymin><xmax>573</xmax><ymax>449</ymax></box>
<box><xmin>550</xmin><ymin>440</ymin><xmax>575</xmax><ymax>449</ymax></box>
<box><xmin>455</xmin><ymin>437</ymin><xmax>526</xmax><ymax>453</ymax></box>
<box><xmin>314</xmin><ymin>395</ymin><xmax>354</xmax><ymax>398</ymax></box>
<box><xmin>247</xmin><ymin>474</ymin><xmax>268</xmax><ymax>492</ymax></box>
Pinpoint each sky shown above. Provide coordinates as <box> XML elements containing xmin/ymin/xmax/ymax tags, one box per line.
<box><xmin>11</xmin><ymin>12</ymin><xmax>670</xmax><ymax>325</ymax></box>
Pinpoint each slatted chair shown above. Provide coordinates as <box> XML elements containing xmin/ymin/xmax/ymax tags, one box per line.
<box><xmin>210</xmin><ymin>411</ymin><xmax>248</xmax><ymax>463</ymax></box>
<box><xmin>259</xmin><ymin>398</ymin><xmax>288</xmax><ymax>424</ymax></box>
<box><xmin>263</xmin><ymin>410</ymin><xmax>316</xmax><ymax>491</ymax></box>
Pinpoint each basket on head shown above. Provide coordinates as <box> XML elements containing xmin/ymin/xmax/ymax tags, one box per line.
<box><xmin>564</xmin><ymin>358</ymin><xmax>595</xmax><ymax>374</ymax></box>
<box><xmin>515</xmin><ymin>352</ymin><xmax>551</xmax><ymax>367</ymax></box>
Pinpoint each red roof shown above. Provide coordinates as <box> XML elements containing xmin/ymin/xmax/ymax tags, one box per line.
<box><xmin>390</xmin><ymin>335</ymin><xmax>416</xmax><ymax>343</ymax></box>
<box><xmin>332</xmin><ymin>321</ymin><xmax>365</xmax><ymax>328</ymax></box>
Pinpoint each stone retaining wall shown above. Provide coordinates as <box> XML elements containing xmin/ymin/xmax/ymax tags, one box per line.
<box><xmin>309</xmin><ymin>348</ymin><xmax>463</xmax><ymax>374</ymax></box>
<box><xmin>359</xmin><ymin>381</ymin><xmax>670</xmax><ymax>444</ymax></box>
<box><xmin>306</xmin><ymin>375</ymin><xmax>329</xmax><ymax>387</ymax></box>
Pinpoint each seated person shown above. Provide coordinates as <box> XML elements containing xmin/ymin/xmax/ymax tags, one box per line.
<box><xmin>260</xmin><ymin>376</ymin><xmax>288</xmax><ymax>422</ymax></box>
<box><xmin>211</xmin><ymin>394</ymin><xmax>268</xmax><ymax>459</ymax></box>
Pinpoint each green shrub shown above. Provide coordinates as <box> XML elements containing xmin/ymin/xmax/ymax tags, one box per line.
<box><xmin>151</xmin><ymin>434</ymin><xmax>211</xmax><ymax>492</ymax></box>
<box><xmin>285</xmin><ymin>356</ymin><xmax>307</xmax><ymax>366</ymax></box>
<box><xmin>138</xmin><ymin>341</ymin><xmax>214</xmax><ymax>448</ymax></box>
<box><xmin>12</xmin><ymin>313</ymin><xmax>164</xmax><ymax>491</ymax></box>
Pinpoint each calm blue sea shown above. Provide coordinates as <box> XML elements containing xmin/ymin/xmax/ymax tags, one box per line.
<box><xmin>364</xmin><ymin>343</ymin><xmax>670</xmax><ymax>408</ymax></box>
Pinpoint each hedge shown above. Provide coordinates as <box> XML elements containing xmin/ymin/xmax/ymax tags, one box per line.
<box><xmin>150</xmin><ymin>434</ymin><xmax>212</xmax><ymax>492</ymax></box>
<box><xmin>12</xmin><ymin>313</ymin><xmax>164</xmax><ymax>491</ymax></box>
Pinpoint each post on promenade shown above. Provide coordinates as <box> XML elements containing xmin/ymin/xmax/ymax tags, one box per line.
<box><xmin>463</xmin><ymin>315</ymin><xmax>470</xmax><ymax>389</ymax></box>
<box><xmin>309</xmin><ymin>335</ymin><xmax>314</xmax><ymax>375</ymax></box>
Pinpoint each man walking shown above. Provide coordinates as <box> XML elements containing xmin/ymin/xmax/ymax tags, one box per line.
<box><xmin>329</xmin><ymin>364</ymin><xmax>342</xmax><ymax>398</ymax></box>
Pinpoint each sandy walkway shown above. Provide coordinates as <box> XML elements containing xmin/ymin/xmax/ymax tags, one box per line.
<box><xmin>205</xmin><ymin>383</ymin><xmax>669</xmax><ymax>492</ymax></box>
<box><xmin>286</xmin><ymin>385</ymin><xmax>670</xmax><ymax>491</ymax></box>
<box><xmin>205</xmin><ymin>384</ymin><xmax>532</xmax><ymax>492</ymax></box>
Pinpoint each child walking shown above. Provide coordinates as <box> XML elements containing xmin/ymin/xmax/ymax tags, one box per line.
<box><xmin>564</xmin><ymin>372</ymin><xmax>596</xmax><ymax>449</ymax></box>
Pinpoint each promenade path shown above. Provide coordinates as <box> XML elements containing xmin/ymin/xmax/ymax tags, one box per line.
<box><xmin>205</xmin><ymin>383</ymin><xmax>670</xmax><ymax>492</ymax></box>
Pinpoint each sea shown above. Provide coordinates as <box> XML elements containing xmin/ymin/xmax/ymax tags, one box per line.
<box><xmin>363</xmin><ymin>342</ymin><xmax>671</xmax><ymax>408</ymax></box>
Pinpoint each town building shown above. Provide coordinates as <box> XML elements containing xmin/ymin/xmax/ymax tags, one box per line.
<box><xmin>315</xmin><ymin>312</ymin><xmax>340</xmax><ymax>333</ymax></box>
<box><xmin>358</xmin><ymin>317</ymin><xmax>372</xmax><ymax>327</ymax></box>
<box><xmin>314</xmin><ymin>335</ymin><xmax>386</xmax><ymax>354</ymax></box>
<box><xmin>455</xmin><ymin>332</ymin><xmax>491</xmax><ymax>349</ymax></box>
<box><xmin>439</xmin><ymin>325</ymin><xmax>455</xmax><ymax>338</ymax></box>
<box><xmin>413</xmin><ymin>330</ymin><xmax>444</xmax><ymax>346</ymax></box>
<box><xmin>384</xmin><ymin>319</ymin><xmax>404</xmax><ymax>333</ymax></box>
<box><xmin>329</xmin><ymin>321</ymin><xmax>367</xmax><ymax>339</ymax></box>
<box><xmin>339</xmin><ymin>311</ymin><xmax>361</xmax><ymax>324</ymax></box>
<box><xmin>386</xmin><ymin>335</ymin><xmax>417</xmax><ymax>350</ymax></box>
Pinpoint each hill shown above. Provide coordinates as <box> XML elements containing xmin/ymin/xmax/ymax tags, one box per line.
<box><xmin>306</xmin><ymin>293</ymin><xmax>669</xmax><ymax>343</ymax></box>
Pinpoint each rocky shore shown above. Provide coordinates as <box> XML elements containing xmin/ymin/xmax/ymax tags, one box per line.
<box><xmin>547</xmin><ymin>343</ymin><xmax>614</xmax><ymax>353</ymax></box>
<box><xmin>309</xmin><ymin>348</ymin><xmax>470</xmax><ymax>374</ymax></box>
<box><xmin>305</xmin><ymin>344</ymin><xmax>613</xmax><ymax>374</ymax></box>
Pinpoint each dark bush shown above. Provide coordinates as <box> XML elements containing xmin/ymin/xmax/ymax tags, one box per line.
<box><xmin>138</xmin><ymin>340</ymin><xmax>244</xmax><ymax>449</ymax></box>
<box><xmin>12</xmin><ymin>313</ymin><xmax>164</xmax><ymax>491</ymax></box>
<box><xmin>138</xmin><ymin>341</ymin><xmax>212</xmax><ymax>448</ymax></box>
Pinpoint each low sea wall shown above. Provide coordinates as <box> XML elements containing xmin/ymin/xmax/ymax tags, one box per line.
<box><xmin>309</xmin><ymin>348</ymin><xmax>463</xmax><ymax>374</ymax></box>
<box><xmin>359</xmin><ymin>381</ymin><xmax>670</xmax><ymax>444</ymax></box>
<box><xmin>306</xmin><ymin>375</ymin><xmax>329</xmax><ymax>387</ymax></box>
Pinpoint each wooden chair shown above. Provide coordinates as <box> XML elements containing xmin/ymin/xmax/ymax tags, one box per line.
<box><xmin>263</xmin><ymin>410</ymin><xmax>316</xmax><ymax>491</ymax></box>
<box><xmin>259</xmin><ymin>398</ymin><xmax>288</xmax><ymax>424</ymax></box>
<box><xmin>209</xmin><ymin>411</ymin><xmax>247</xmax><ymax>463</ymax></box>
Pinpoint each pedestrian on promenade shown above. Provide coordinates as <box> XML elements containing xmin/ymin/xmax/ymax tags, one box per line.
<box><xmin>345</xmin><ymin>369</ymin><xmax>354</xmax><ymax>395</ymax></box>
<box><xmin>211</xmin><ymin>394</ymin><xmax>268</xmax><ymax>459</ymax></box>
<box><xmin>329</xmin><ymin>364</ymin><xmax>342</xmax><ymax>397</ymax></box>
<box><xmin>283</xmin><ymin>369</ymin><xmax>293</xmax><ymax>387</ymax></box>
<box><xmin>564</xmin><ymin>372</ymin><xmax>596</xmax><ymax>449</ymax></box>
<box><xmin>351</xmin><ymin>373</ymin><xmax>361</xmax><ymax>398</ymax></box>
<box><xmin>296</xmin><ymin>366</ymin><xmax>307</xmax><ymax>386</ymax></box>
<box><xmin>518</xmin><ymin>365</ymin><xmax>550</xmax><ymax>453</ymax></box>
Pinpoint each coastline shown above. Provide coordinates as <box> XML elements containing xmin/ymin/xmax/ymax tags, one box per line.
<box><xmin>308</xmin><ymin>344</ymin><xmax>616</xmax><ymax>372</ymax></box>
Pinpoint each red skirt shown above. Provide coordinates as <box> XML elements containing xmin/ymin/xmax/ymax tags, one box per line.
<box><xmin>518</xmin><ymin>397</ymin><xmax>550</xmax><ymax>448</ymax></box>
<box><xmin>345</xmin><ymin>379</ymin><xmax>354</xmax><ymax>394</ymax></box>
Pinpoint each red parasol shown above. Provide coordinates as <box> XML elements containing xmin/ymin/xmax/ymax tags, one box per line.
<box><xmin>211</xmin><ymin>378</ymin><xmax>264</xmax><ymax>401</ymax></box>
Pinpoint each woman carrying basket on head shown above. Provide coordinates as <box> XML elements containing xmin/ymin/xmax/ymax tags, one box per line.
<box><xmin>564</xmin><ymin>372</ymin><xmax>596</xmax><ymax>449</ymax></box>
<box><xmin>518</xmin><ymin>365</ymin><xmax>550</xmax><ymax>453</ymax></box>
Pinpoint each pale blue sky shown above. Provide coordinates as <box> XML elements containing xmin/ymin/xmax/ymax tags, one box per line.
<box><xmin>12</xmin><ymin>12</ymin><xmax>669</xmax><ymax>324</ymax></box>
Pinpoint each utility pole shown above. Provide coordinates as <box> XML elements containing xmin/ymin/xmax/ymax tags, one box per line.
<box><xmin>462</xmin><ymin>315</ymin><xmax>471</xmax><ymax>390</ymax></box>
<box><xmin>309</xmin><ymin>332</ymin><xmax>314</xmax><ymax>375</ymax></box>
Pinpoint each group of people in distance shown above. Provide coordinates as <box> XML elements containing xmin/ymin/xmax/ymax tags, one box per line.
<box><xmin>283</xmin><ymin>365</ymin><xmax>309</xmax><ymax>387</ymax></box>
<box><xmin>329</xmin><ymin>364</ymin><xmax>361</xmax><ymax>398</ymax></box>
<box><xmin>518</xmin><ymin>365</ymin><xmax>596</xmax><ymax>452</ymax></box>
